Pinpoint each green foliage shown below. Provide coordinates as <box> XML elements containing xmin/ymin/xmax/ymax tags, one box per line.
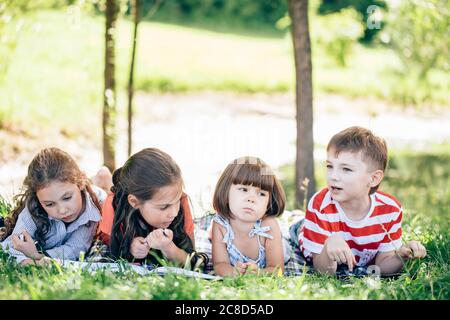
<box><xmin>0</xmin><ymin>9</ymin><xmax>448</xmax><ymax>134</ymax></box>
<box><xmin>145</xmin><ymin>0</ymin><xmax>288</xmax><ymax>31</ymax></box>
<box><xmin>385</xmin><ymin>0</ymin><xmax>450</xmax><ymax>80</ymax></box>
<box><xmin>318</xmin><ymin>0</ymin><xmax>387</xmax><ymax>43</ymax></box>
<box><xmin>0</xmin><ymin>195</ymin><xmax>12</xmax><ymax>218</ymax></box>
<box><xmin>380</xmin><ymin>0</ymin><xmax>450</xmax><ymax>105</ymax></box>
<box><xmin>313</xmin><ymin>8</ymin><xmax>363</xmax><ymax>67</ymax></box>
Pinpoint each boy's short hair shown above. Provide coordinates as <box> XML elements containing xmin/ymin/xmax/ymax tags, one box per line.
<box><xmin>213</xmin><ymin>156</ymin><xmax>285</xmax><ymax>220</ymax></box>
<box><xmin>327</xmin><ymin>126</ymin><xmax>388</xmax><ymax>193</ymax></box>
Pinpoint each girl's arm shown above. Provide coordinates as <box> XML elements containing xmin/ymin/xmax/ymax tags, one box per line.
<box><xmin>159</xmin><ymin>242</ymin><xmax>189</xmax><ymax>265</ymax></box>
<box><xmin>211</xmin><ymin>221</ymin><xmax>236</xmax><ymax>277</ymax></box>
<box><xmin>261</xmin><ymin>217</ymin><xmax>285</xmax><ymax>275</ymax></box>
<box><xmin>146</xmin><ymin>228</ymin><xmax>189</xmax><ymax>266</ymax></box>
<box><xmin>1</xmin><ymin>208</ymin><xmax>39</xmax><ymax>264</ymax></box>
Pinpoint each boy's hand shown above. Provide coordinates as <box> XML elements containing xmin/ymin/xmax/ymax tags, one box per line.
<box><xmin>145</xmin><ymin>228</ymin><xmax>173</xmax><ymax>251</ymax></box>
<box><xmin>324</xmin><ymin>234</ymin><xmax>357</xmax><ymax>271</ymax></box>
<box><xmin>398</xmin><ymin>240</ymin><xmax>427</xmax><ymax>259</ymax></box>
<box><xmin>11</xmin><ymin>231</ymin><xmax>42</xmax><ymax>260</ymax></box>
<box><xmin>130</xmin><ymin>236</ymin><xmax>150</xmax><ymax>259</ymax></box>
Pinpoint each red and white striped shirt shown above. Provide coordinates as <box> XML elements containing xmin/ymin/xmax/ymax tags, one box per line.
<box><xmin>299</xmin><ymin>187</ymin><xmax>403</xmax><ymax>266</ymax></box>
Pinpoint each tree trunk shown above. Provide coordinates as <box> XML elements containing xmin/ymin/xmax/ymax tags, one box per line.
<box><xmin>103</xmin><ymin>0</ymin><xmax>118</xmax><ymax>171</ymax></box>
<box><xmin>127</xmin><ymin>0</ymin><xmax>140</xmax><ymax>157</ymax></box>
<box><xmin>288</xmin><ymin>0</ymin><xmax>316</xmax><ymax>209</ymax></box>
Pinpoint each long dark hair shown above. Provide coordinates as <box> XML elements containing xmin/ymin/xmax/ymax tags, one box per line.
<box><xmin>109</xmin><ymin>148</ymin><xmax>199</xmax><ymax>266</ymax></box>
<box><xmin>0</xmin><ymin>148</ymin><xmax>102</xmax><ymax>246</ymax></box>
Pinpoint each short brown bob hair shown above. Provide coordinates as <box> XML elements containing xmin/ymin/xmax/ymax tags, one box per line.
<box><xmin>213</xmin><ymin>156</ymin><xmax>286</xmax><ymax>220</ymax></box>
<box><xmin>327</xmin><ymin>126</ymin><xmax>388</xmax><ymax>194</ymax></box>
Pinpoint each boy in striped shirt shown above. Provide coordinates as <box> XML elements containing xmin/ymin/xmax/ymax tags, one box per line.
<box><xmin>299</xmin><ymin>126</ymin><xmax>426</xmax><ymax>275</ymax></box>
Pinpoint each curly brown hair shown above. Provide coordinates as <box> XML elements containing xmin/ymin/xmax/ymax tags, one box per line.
<box><xmin>0</xmin><ymin>148</ymin><xmax>101</xmax><ymax>246</ymax></box>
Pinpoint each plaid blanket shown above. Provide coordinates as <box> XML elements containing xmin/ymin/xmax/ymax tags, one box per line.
<box><xmin>193</xmin><ymin>211</ymin><xmax>311</xmax><ymax>276</ymax></box>
<box><xmin>87</xmin><ymin>211</ymin><xmax>373</xmax><ymax>278</ymax></box>
<box><xmin>193</xmin><ymin>212</ymin><xmax>374</xmax><ymax>278</ymax></box>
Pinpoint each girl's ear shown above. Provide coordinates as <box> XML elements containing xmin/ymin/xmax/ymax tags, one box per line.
<box><xmin>369</xmin><ymin>169</ymin><xmax>384</xmax><ymax>187</ymax></box>
<box><xmin>127</xmin><ymin>194</ymin><xmax>140</xmax><ymax>209</ymax></box>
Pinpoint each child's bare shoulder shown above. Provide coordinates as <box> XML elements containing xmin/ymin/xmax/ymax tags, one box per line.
<box><xmin>261</xmin><ymin>216</ymin><xmax>280</xmax><ymax>229</ymax></box>
<box><xmin>211</xmin><ymin>219</ymin><xmax>226</xmax><ymax>237</ymax></box>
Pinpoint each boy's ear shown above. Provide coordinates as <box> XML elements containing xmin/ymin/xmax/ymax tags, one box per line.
<box><xmin>127</xmin><ymin>195</ymin><xmax>140</xmax><ymax>209</ymax></box>
<box><xmin>369</xmin><ymin>169</ymin><xmax>384</xmax><ymax>187</ymax></box>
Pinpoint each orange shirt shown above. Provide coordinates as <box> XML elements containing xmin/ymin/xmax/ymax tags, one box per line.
<box><xmin>98</xmin><ymin>192</ymin><xmax>195</xmax><ymax>245</ymax></box>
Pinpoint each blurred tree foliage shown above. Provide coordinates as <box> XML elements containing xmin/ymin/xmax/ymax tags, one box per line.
<box><xmin>318</xmin><ymin>0</ymin><xmax>387</xmax><ymax>43</ymax></box>
<box><xmin>0</xmin><ymin>0</ymin><xmax>27</xmax><ymax>82</ymax></box>
<box><xmin>385</xmin><ymin>0</ymin><xmax>449</xmax><ymax>80</ymax></box>
<box><xmin>313</xmin><ymin>8</ymin><xmax>363</xmax><ymax>67</ymax></box>
<box><xmin>142</xmin><ymin>0</ymin><xmax>288</xmax><ymax>29</ymax></box>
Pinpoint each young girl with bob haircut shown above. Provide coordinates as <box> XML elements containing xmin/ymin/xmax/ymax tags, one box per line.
<box><xmin>102</xmin><ymin>148</ymin><xmax>207</xmax><ymax>268</ymax></box>
<box><xmin>0</xmin><ymin>147</ymin><xmax>106</xmax><ymax>265</ymax></box>
<box><xmin>211</xmin><ymin>156</ymin><xmax>287</xmax><ymax>277</ymax></box>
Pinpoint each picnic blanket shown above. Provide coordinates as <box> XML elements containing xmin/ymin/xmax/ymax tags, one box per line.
<box><xmin>86</xmin><ymin>211</ymin><xmax>375</xmax><ymax>278</ymax></box>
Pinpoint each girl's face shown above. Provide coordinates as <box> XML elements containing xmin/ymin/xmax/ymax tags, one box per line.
<box><xmin>36</xmin><ymin>181</ymin><xmax>84</xmax><ymax>223</ymax></box>
<box><xmin>228</xmin><ymin>184</ymin><xmax>269</xmax><ymax>223</ymax></box>
<box><xmin>133</xmin><ymin>183</ymin><xmax>183</xmax><ymax>229</ymax></box>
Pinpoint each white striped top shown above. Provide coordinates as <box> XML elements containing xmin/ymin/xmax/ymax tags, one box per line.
<box><xmin>299</xmin><ymin>187</ymin><xmax>403</xmax><ymax>266</ymax></box>
<box><xmin>1</xmin><ymin>186</ymin><xmax>106</xmax><ymax>263</ymax></box>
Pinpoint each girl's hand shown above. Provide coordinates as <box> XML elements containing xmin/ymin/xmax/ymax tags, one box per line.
<box><xmin>11</xmin><ymin>231</ymin><xmax>42</xmax><ymax>260</ymax></box>
<box><xmin>235</xmin><ymin>261</ymin><xmax>258</xmax><ymax>274</ymax></box>
<box><xmin>145</xmin><ymin>228</ymin><xmax>173</xmax><ymax>251</ymax></box>
<box><xmin>242</xmin><ymin>261</ymin><xmax>258</xmax><ymax>274</ymax></box>
<box><xmin>324</xmin><ymin>234</ymin><xmax>357</xmax><ymax>271</ymax></box>
<box><xmin>398</xmin><ymin>240</ymin><xmax>427</xmax><ymax>259</ymax></box>
<box><xmin>35</xmin><ymin>257</ymin><xmax>53</xmax><ymax>266</ymax></box>
<box><xmin>130</xmin><ymin>236</ymin><xmax>150</xmax><ymax>259</ymax></box>
<box><xmin>235</xmin><ymin>261</ymin><xmax>247</xmax><ymax>274</ymax></box>
<box><xmin>20</xmin><ymin>257</ymin><xmax>53</xmax><ymax>266</ymax></box>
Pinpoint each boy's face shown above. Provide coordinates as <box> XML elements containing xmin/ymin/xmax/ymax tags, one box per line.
<box><xmin>326</xmin><ymin>149</ymin><xmax>383</xmax><ymax>204</ymax></box>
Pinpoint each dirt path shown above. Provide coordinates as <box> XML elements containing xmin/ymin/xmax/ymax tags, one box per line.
<box><xmin>1</xmin><ymin>92</ymin><xmax>449</xmax><ymax>213</ymax></box>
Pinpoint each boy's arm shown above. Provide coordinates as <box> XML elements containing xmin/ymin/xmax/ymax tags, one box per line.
<box><xmin>301</xmin><ymin>193</ymin><xmax>356</xmax><ymax>274</ymax></box>
<box><xmin>311</xmin><ymin>234</ymin><xmax>357</xmax><ymax>274</ymax></box>
<box><xmin>211</xmin><ymin>221</ymin><xmax>236</xmax><ymax>276</ymax></box>
<box><xmin>312</xmin><ymin>250</ymin><xmax>337</xmax><ymax>274</ymax></box>
<box><xmin>375</xmin><ymin>240</ymin><xmax>427</xmax><ymax>275</ymax></box>
<box><xmin>374</xmin><ymin>250</ymin><xmax>404</xmax><ymax>274</ymax></box>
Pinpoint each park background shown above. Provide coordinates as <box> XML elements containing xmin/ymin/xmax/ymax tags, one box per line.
<box><xmin>0</xmin><ymin>0</ymin><xmax>448</xmax><ymax>299</ymax></box>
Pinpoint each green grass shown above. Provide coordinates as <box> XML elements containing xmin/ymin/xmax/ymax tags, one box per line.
<box><xmin>0</xmin><ymin>149</ymin><xmax>448</xmax><ymax>299</ymax></box>
<box><xmin>0</xmin><ymin>9</ymin><xmax>448</xmax><ymax>131</ymax></box>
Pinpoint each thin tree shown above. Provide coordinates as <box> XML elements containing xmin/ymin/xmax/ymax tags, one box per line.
<box><xmin>127</xmin><ymin>0</ymin><xmax>162</xmax><ymax>156</ymax></box>
<box><xmin>103</xmin><ymin>0</ymin><xmax>118</xmax><ymax>171</ymax></box>
<box><xmin>127</xmin><ymin>0</ymin><xmax>139</xmax><ymax>157</ymax></box>
<box><xmin>288</xmin><ymin>0</ymin><xmax>316</xmax><ymax>208</ymax></box>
